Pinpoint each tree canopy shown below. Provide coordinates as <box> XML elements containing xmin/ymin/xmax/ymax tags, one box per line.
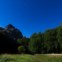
<box><xmin>0</xmin><ymin>24</ymin><xmax>62</xmax><ymax>54</ymax></box>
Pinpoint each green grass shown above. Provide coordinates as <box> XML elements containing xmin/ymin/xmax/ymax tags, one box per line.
<box><xmin>0</xmin><ymin>54</ymin><xmax>62</xmax><ymax>62</ymax></box>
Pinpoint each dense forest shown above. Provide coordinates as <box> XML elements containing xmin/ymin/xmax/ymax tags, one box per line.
<box><xmin>0</xmin><ymin>24</ymin><xmax>62</xmax><ymax>54</ymax></box>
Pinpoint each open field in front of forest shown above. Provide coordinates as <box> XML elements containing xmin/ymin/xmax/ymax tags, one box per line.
<box><xmin>0</xmin><ymin>54</ymin><xmax>62</xmax><ymax>62</ymax></box>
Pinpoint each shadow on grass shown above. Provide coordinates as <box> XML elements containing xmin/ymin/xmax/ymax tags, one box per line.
<box><xmin>5</xmin><ymin>58</ymin><xmax>17</xmax><ymax>62</ymax></box>
<box><xmin>0</xmin><ymin>58</ymin><xmax>17</xmax><ymax>62</ymax></box>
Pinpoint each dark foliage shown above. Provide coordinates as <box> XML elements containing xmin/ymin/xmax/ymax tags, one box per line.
<box><xmin>0</xmin><ymin>24</ymin><xmax>23</xmax><ymax>54</ymax></box>
<box><xmin>0</xmin><ymin>24</ymin><xmax>62</xmax><ymax>54</ymax></box>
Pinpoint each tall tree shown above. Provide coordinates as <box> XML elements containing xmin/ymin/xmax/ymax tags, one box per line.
<box><xmin>29</xmin><ymin>33</ymin><xmax>43</xmax><ymax>54</ymax></box>
<box><xmin>57</xmin><ymin>26</ymin><xmax>62</xmax><ymax>53</ymax></box>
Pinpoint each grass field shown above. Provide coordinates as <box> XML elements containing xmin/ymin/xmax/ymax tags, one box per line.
<box><xmin>0</xmin><ymin>54</ymin><xmax>62</xmax><ymax>62</ymax></box>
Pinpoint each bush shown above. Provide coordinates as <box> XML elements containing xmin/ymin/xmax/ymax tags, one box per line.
<box><xmin>18</xmin><ymin>46</ymin><xmax>25</xmax><ymax>54</ymax></box>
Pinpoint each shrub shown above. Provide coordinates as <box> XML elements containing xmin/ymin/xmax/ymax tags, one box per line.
<box><xmin>18</xmin><ymin>46</ymin><xmax>25</xmax><ymax>54</ymax></box>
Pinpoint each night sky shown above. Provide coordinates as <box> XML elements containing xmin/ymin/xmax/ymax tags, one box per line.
<box><xmin>0</xmin><ymin>0</ymin><xmax>62</xmax><ymax>37</ymax></box>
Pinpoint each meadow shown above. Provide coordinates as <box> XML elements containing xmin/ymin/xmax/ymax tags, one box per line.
<box><xmin>0</xmin><ymin>54</ymin><xmax>62</xmax><ymax>62</ymax></box>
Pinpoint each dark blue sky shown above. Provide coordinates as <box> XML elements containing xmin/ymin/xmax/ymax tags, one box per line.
<box><xmin>0</xmin><ymin>0</ymin><xmax>62</xmax><ymax>37</ymax></box>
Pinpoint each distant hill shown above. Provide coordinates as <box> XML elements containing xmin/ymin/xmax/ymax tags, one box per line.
<box><xmin>0</xmin><ymin>24</ymin><xmax>23</xmax><ymax>40</ymax></box>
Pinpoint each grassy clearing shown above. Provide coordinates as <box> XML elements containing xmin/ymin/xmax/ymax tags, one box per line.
<box><xmin>0</xmin><ymin>54</ymin><xmax>62</xmax><ymax>62</ymax></box>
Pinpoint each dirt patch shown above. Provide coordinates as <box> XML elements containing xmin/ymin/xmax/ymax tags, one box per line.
<box><xmin>46</xmin><ymin>54</ymin><xmax>62</xmax><ymax>57</ymax></box>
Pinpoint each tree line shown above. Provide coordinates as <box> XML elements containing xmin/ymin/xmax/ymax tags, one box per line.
<box><xmin>0</xmin><ymin>25</ymin><xmax>62</xmax><ymax>54</ymax></box>
<box><xmin>17</xmin><ymin>26</ymin><xmax>62</xmax><ymax>54</ymax></box>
